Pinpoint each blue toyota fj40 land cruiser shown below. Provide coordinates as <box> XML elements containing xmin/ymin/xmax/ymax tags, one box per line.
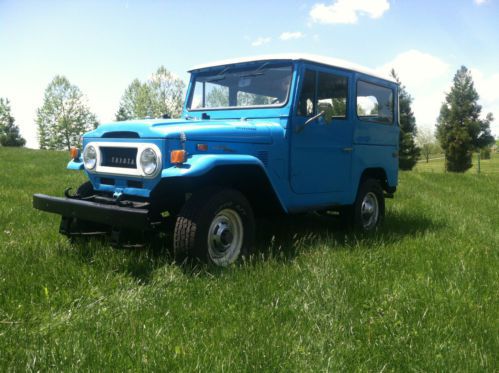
<box><xmin>33</xmin><ymin>54</ymin><xmax>399</xmax><ymax>266</ymax></box>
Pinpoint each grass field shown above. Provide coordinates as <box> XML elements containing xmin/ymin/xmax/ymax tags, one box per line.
<box><xmin>1</xmin><ymin>147</ymin><xmax>498</xmax><ymax>371</ymax></box>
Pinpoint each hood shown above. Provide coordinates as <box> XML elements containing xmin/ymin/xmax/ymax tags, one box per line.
<box><xmin>84</xmin><ymin>118</ymin><xmax>276</xmax><ymax>144</ymax></box>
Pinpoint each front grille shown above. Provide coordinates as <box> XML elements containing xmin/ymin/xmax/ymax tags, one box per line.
<box><xmin>100</xmin><ymin>147</ymin><xmax>137</xmax><ymax>169</ymax></box>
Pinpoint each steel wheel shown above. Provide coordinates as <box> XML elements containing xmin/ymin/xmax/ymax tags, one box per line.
<box><xmin>174</xmin><ymin>188</ymin><xmax>255</xmax><ymax>266</ymax></box>
<box><xmin>207</xmin><ymin>208</ymin><xmax>244</xmax><ymax>266</ymax></box>
<box><xmin>360</xmin><ymin>192</ymin><xmax>379</xmax><ymax>230</ymax></box>
<box><xmin>346</xmin><ymin>179</ymin><xmax>385</xmax><ymax>231</ymax></box>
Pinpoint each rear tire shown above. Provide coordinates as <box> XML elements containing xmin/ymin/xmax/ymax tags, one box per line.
<box><xmin>342</xmin><ymin>179</ymin><xmax>384</xmax><ymax>231</ymax></box>
<box><xmin>173</xmin><ymin>188</ymin><xmax>255</xmax><ymax>266</ymax></box>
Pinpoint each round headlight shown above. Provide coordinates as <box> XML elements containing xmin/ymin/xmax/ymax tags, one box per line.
<box><xmin>140</xmin><ymin>148</ymin><xmax>158</xmax><ymax>175</ymax></box>
<box><xmin>83</xmin><ymin>145</ymin><xmax>97</xmax><ymax>170</ymax></box>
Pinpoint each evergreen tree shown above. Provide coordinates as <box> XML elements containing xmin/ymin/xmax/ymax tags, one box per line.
<box><xmin>116</xmin><ymin>66</ymin><xmax>185</xmax><ymax>121</ymax></box>
<box><xmin>0</xmin><ymin>98</ymin><xmax>26</xmax><ymax>147</ymax></box>
<box><xmin>436</xmin><ymin>66</ymin><xmax>495</xmax><ymax>172</ymax></box>
<box><xmin>36</xmin><ymin>76</ymin><xmax>98</xmax><ymax>150</ymax></box>
<box><xmin>390</xmin><ymin>69</ymin><xmax>420</xmax><ymax>170</ymax></box>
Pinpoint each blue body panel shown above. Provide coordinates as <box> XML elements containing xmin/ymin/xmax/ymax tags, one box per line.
<box><xmin>72</xmin><ymin>59</ymin><xmax>399</xmax><ymax>213</ymax></box>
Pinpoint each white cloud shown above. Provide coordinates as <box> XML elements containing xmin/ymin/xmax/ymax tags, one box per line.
<box><xmin>378</xmin><ymin>49</ymin><xmax>450</xmax><ymax>89</ymax></box>
<box><xmin>469</xmin><ymin>68</ymin><xmax>499</xmax><ymax>134</ymax></box>
<box><xmin>279</xmin><ymin>31</ymin><xmax>304</xmax><ymax>41</ymax></box>
<box><xmin>310</xmin><ymin>0</ymin><xmax>390</xmax><ymax>24</ymax></box>
<box><xmin>378</xmin><ymin>50</ymin><xmax>452</xmax><ymax>129</ymax></box>
<box><xmin>378</xmin><ymin>50</ymin><xmax>498</xmax><ymax>136</ymax></box>
<box><xmin>470</xmin><ymin>68</ymin><xmax>499</xmax><ymax>103</ymax></box>
<box><xmin>251</xmin><ymin>37</ymin><xmax>271</xmax><ymax>47</ymax></box>
<box><xmin>474</xmin><ymin>0</ymin><xmax>488</xmax><ymax>5</ymax></box>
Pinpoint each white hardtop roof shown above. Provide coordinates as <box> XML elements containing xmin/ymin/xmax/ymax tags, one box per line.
<box><xmin>188</xmin><ymin>53</ymin><xmax>396</xmax><ymax>83</ymax></box>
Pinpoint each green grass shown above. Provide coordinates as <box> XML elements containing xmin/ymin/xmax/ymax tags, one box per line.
<box><xmin>1</xmin><ymin>147</ymin><xmax>498</xmax><ymax>371</ymax></box>
<box><xmin>415</xmin><ymin>152</ymin><xmax>499</xmax><ymax>174</ymax></box>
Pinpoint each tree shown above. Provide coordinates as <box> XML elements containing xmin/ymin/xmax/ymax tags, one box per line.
<box><xmin>0</xmin><ymin>98</ymin><xmax>26</xmax><ymax>147</ymax></box>
<box><xmin>115</xmin><ymin>79</ymin><xmax>154</xmax><ymax>120</ymax></box>
<box><xmin>36</xmin><ymin>76</ymin><xmax>98</xmax><ymax>150</ymax></box>
<box><xmin>115</xmin><ymin>66</ymin><xmax>185</xmax><ymax>121</ymax></box>
<box><xmin>436</xmin><ymin>66</ymin><xmax>495</xmax><ymax>172</ymax></box>
<box><xmin>416</xmin><ymin>127</ymin><xmax>441</xmax><ymax>163</ymax></box>
<box><xmin>205</xmin><ymin>86</ymin><xmax>229</xmax><ymax>108</ymax></box>
<box><xmin>390</xmin><ymin>69</ymin><xmax>420</xmax><ymax>170</ymax></box>
<box><xmin>149</xmin><ymin>66</ymin><xmax>185</xmax><ymax>118</ymax></box>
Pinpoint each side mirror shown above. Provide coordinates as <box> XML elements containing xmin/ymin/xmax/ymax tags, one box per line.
<box><xmin>317</xmin><ymin>101</ymin><xmax>334</xmax><ymax>123</ymax></box>
<box><xmin>296</xmin><ymin>111</ymin><xmax>325</xmax><ymax>133</ymax></box>
<box><xmin>323</xmin><ymin>111</ymin><xmax>333</xmax><ymax>123</ymax></box>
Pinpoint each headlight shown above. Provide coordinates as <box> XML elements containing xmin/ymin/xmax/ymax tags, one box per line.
<box><xmin>140</xmin><ymin>148</ymin><xmax>158</xmax><ymax>175</ymax></box>
<box><xmin>83</xmin><ymin>145</ymin><xmax>97</xmax><ymax>170</ymax></box>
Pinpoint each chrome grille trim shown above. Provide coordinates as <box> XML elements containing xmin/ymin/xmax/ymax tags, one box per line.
<box><xmin>84</xmin><ymin>141</ymin><xmax>162</xmax><ymax>178</ymax></box>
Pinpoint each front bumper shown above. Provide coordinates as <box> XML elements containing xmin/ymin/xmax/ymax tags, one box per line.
<box><xmin>33</xmin><ymin>194</ymin><xmax>154</xmax><ymax>230</ymax></box>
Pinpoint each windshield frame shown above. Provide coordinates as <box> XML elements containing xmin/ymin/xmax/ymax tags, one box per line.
<box><xmin>186</xmin><ymin>61</ymin><xmax>294</xmax><ymax>112</ymax></box>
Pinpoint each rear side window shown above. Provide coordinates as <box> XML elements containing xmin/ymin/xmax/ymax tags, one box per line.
<box><xmin>356</xmin><ymin>81</ymin><xmax>393</xmax><ymax>124</ymax></box>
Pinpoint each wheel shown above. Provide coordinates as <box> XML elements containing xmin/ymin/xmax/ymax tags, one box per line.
<box><xmin>342</xmin><ymin>179</ymin><xmax>384</xmax><ymax>231</ymax></box>
<box><xmin>173</xmin><ymin>188</ymin><xmax>255</xmax><ymax>266</ymax></box>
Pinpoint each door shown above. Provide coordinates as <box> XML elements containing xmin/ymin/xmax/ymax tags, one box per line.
<box><xmin>290</xmin><ymin>66</ymin><xmax>353</xmax><ymax>194</ymax></box>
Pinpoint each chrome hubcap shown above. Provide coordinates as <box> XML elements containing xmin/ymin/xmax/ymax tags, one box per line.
<box><xmin>360</xmin><ymin>192</ymin><xmax>379</xmax><ymax>230</ymax></box>
<box><xmin>207</xmin><ymin>208</ymin><xmax>243</xmax><ymax>266</ymax></box>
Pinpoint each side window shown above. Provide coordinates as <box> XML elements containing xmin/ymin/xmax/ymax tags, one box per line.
<box><xmin>317</xmin><ymin>72</ymin><xmax>348</xmax><ymax>121</ymax></box>
<box><xmin>356</xmin><ymin>81</ymin><xmax>393</xmax><ymax>124</ymax></box>
<box><xmin>297</xmin><ymin>70</ymin><xmax>316</xmax><ymax>116</ymax></box>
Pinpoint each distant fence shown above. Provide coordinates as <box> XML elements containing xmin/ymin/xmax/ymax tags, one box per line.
<box><xmin>414</xmin><ymin>152</ymin><xmax>499</xmax><ymax>174</ymax></box>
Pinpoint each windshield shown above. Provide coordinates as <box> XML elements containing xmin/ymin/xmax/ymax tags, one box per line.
<box><xmin>188</xmin><ymin>62</ymin><xmax>293</xmax><ymax>110</ymax></box>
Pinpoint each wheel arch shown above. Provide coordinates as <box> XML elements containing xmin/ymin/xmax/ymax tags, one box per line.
<box><xmin>151</xmin><ymin>164</ymin><xmax>286</xmax><ymax>216</ymax></box>
<box><xmin>358</xmin><ymin>167</ymin><xmax>395</xmax><ymax>193</ymax></box>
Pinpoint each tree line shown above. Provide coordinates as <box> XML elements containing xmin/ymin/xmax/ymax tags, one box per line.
<box><xmin>1</xmin><ymin>64</ymin><xmax>495</xmax><ymax>173</ymax></box>
<box><xmin>0</xmin><ymin>65</ymin><xmax>184</xmax><ymax>151</ymax></box>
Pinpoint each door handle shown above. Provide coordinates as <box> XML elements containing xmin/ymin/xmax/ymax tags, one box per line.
<box><xmin>342</xmin><ymin>147</ymin><xmax>353</xmax><ymax>153</ymax></box>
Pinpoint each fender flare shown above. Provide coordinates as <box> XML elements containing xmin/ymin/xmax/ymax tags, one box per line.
<box><xmin>161</xmin><ymin>154</ymin><xmax>287</xmax><ymax>212</ymax></box>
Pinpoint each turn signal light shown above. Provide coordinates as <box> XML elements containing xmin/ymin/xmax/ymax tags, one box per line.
<box><xmin>70</xmin><ymin>146</ymin><xmax>79</xmax><ymax>159</ymax></box>
<box><xmin>170</xmin><ymin>150</ymin><xmax>187</xmax><ymax>164</ymax></box>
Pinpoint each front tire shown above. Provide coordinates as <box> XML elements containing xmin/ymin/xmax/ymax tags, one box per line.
<box><xmin>173</xmin><ymin>188</ymin><xmax>255</xmax><ymax>266</ymax></box>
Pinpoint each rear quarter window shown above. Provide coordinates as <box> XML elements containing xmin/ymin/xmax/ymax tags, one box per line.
<box><xmin>356</xmin><ymin>80</ymin><xmax>394</xmax><ymax>124</ymax></box>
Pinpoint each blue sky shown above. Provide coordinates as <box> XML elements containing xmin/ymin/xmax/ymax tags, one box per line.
<box><xmin>1</xmin><ymin>0</ymin><xmax>498</xmax><ymax>147</ymax></box>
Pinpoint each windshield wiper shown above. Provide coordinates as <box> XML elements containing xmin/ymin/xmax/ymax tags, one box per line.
<box><xmin>204</xmin><ymin>66</ymin><xmax>232</xmax><ymax>82</ymax></box>
<box><xmin>238</xmin><ymin>62</ymin><xmax>269</xmax><ymax>78</ymax></box>
<box><xmin>204</xmin><ymin>75</ymin><xmax>226</xmax><ymax>82</ymax></box>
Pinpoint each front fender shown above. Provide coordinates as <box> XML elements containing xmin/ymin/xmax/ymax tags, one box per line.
<box><xmin>161</xmin><ymin>154</ymin><xmax>265</xmax><ymax>178</ymax></box>
<box><xmin>161</xmin><ymin>154</ymin><xmax>287</xmax><ymax>212</ymax></box>
<box><xmin>67</xmin><ymin>159</ymin><xmax>84</xmax><ymax>170</ymax></box>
